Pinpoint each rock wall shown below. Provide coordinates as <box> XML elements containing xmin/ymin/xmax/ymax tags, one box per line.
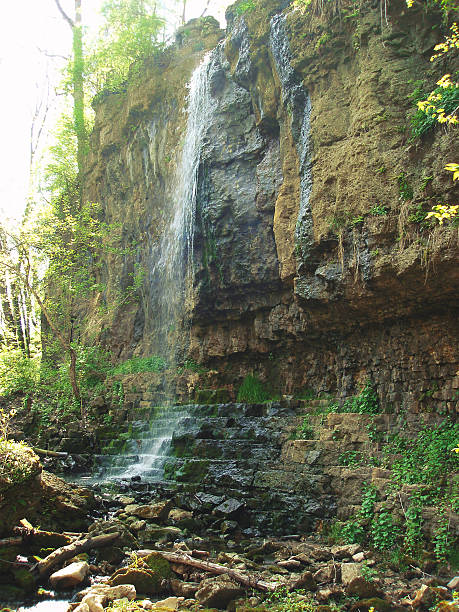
<box><xmin>82</xmin><ymin>0</ymin><xmax>459</xmax><ymax>412</ymax></box>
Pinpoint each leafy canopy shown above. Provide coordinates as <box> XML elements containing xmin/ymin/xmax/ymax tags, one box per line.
<box><xmin>87</xmin><ymin>0</ymin><xmax>166</xmax><ymax>93</ymax></box>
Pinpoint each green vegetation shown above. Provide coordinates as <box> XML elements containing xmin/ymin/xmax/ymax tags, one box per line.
<box><xmin>292</xmin><ymin>416</ymin><xmax>315</xmax><ymax>439</ymax></box>
<box><xmin>339</xmin><ymin>380</ymin><xmax>380</xmax><ymax>414</ymax></box>
<box><xmin>330</xmin><ymin>418</ymin><xmax>458</xmax><ymax>564</ymax></box>
<box><xmin>234</xmin><ymin>0</ymin><xmax>256</xmax><ymax>15</ymax></box>
<box><xmin>88</xmin><ymin>0</ymin><xmax>165</xmax><ymax>94</ymax></box>
<box><xmin>237</xmin><ymin>375</ymin><xmax>271</xmax><ymax>403</ymax></box>
<box><xmin>112</xmin><ymin>355</ymin><xmax>167</xmax><ymax>374</ymax></box>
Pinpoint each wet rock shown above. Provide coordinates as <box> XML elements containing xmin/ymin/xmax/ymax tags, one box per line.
<box><xmin>50</xmin><ymin>561</ymin><xmax>90</xmax><ymax>590</ymax></box>
<box><xmin>88</xmin><ymin>518</ymin><xmax>137</xmax><ymax>564</ymax></box>
<box><xmin>195</xmin><ymin>575</ymin><xmax>245</xmax><ymax>608</ymax></box>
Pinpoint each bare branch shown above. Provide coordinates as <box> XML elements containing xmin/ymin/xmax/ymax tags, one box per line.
<box><xmin>37</xmin><ymin>47</ymin><xmax>70</xmax><ymax>61</ymax></box>
<box><xmin>53</xmin><ymin>0</ymin><xmax>75</xmax><ymax>29</ymax></box>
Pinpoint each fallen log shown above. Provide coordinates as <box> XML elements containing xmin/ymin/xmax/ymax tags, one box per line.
<box><xmin>33</xmin><ymin>448</ymin><xmax>69</xmax><ymax>458</ymax></box>
<box><xmin>157</xmin><ymin>550</ymin><xmax>277</xmax><ymax>592</ymax></box>
<box><xmin>0</xmin><ymin>536</ymin><xmax>23</xmax><ymax>547</ymax></box>
<box><xmin>34</xmin><ymin>531</ymin><xmax>120</xmax><ymax>579</ymax></box>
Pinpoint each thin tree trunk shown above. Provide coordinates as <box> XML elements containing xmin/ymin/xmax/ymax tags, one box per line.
<box><xmin>156</xmin><ymin>551</ymin><xmax>277</xmax><ymax>592</ymax></box>
<box><xmin>73</xmin><ymin>0</ymin><xmax>87</xmax><ymax>178</ymax></box>
<box><xmin>182</xmin><ymin>0</ymin><xmax>187</xmax><ymax>24</ymax></box>
<box><xmin>34</xmin><ymin>532</ymin><xmax>120</xmax><ymax>579</ymax></box>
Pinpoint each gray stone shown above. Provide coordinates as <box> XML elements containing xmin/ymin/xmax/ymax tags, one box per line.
<box><xmin>214</xmin><ymin>498</ymin><xmax>244</xmax><ymax>516</ymax></box>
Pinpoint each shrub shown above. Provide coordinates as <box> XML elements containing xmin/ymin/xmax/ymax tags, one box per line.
<box><xmin>112</xmin><ymin>355</ymin><xmax>167</xmax><ymax>375</ymax></box>
<box><xmin>237</xmin><ymin>375</ymin><xmax>270</xmax><ymax>403</ymax></box>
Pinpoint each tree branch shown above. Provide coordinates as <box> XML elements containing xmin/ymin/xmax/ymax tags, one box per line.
<box><xmin>54</xmin><ymin>0</ymin><xmax>75</xmax><ymax>29</ymax></box>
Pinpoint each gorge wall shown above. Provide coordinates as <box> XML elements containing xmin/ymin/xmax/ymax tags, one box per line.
<box><xmin>82</xmin><ymin>0</ymin><xmax>459</xmax><ymax>412</ymax></box>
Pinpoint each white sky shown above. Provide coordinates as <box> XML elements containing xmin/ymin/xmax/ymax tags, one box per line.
<box><xmin>0</xmin><ymin>0</ymin><xmax>230</xmax><ymax>225</ymax></box>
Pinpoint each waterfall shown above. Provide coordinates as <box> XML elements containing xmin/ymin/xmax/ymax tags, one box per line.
<box><xmin>270</xmin><ymin>14</ymin><xmax>313</xmax><ymax>260</ymax></box>
<box><xmin>90</xmin><ymin>53</ymin><xmax>216</xmax><ymax>485</ymax></box>
<box><xmin>150</xmin><ymin>51</ymin><xmax>214</xmax><ymax>363</ymax></box>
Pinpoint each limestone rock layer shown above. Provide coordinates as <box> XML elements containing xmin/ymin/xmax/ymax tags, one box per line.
<box><xmin>83</xmin><ymin>2</ymin><xmax>458</xmax><ymax>410</ymax></box>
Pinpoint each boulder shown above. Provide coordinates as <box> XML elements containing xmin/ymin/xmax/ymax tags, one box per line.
<box><xmin>141</xmin><ymin>525</ymin><xmax>183</xmax><ymax>544</ymax></box>
<box><xmin>170</xmin><ymin>579</ymin><xmax>199</xmax><ymax>597</ymax></box>
<box><xmin>290</xmin><ymin>571</ymin><xmax>317</xmax><ymax>591</ymax></box>
<box><xmin>195</xmin><ymin>575</ymin><xmax>245</xmax><ymax>608</ymax></box>
<box><xmin>214</xmin><ymin>498</ymin><xmax>245</xmax><ymax>516</ymax></box>
<box><xmin>169</xmin><ymin>508</ymin><xmax>193</xmax><ymax>523</ymax></box>
<box><xmin>77</xmin><ymin>584</ymin><xmax>136</xmax><ymax>612</ymax></box>
<box><xmin>150</xmin><ymin>596</ymin><xmax>184</xmax><ymax>610</ymax></box>
<box><xmin>448</xmin><ymin>577</ymin><xmax>459</xmax><ymax>590</ymax></box>
<box><xmin>341</xmin><ymin>563</ymin><xmax>362</xmax><ymax>585</ymax></box>
<box><xmin>411</xmin><ymin>585</ymin><xmax>450</xmax><ymax>609</ymax></box>
<box><xmin>132</xmin><ymin>499</ymin><xmax>173</xmax><ymax>521</ymax></box>
<box><xmin>331</xmin><ymin>544</ymin><xmax>361</xmax><ymax>559</ymax></box>
<box><xmin>346</xmin><ymin>577</ymin><xmax>384</xmax><ymax>599</ymax></box>
<box><xmin>110</xmin><ymin>552</ymin><xmax>173</xmax><ymax>596</ymax></box>
<box><xmin>313</xmin><ymin>564</ymin><xmax>339</xmax><ymax>584</ymax></box>
<box><xmin>50</xmin><ymin>561</ymin><xmax>89</xmax><ymax>590</ymax></box>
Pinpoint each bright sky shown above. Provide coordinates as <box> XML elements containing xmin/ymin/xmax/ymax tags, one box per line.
<box><xmin>0</xmin><ymin>0</ymin><xmax>230</xmax><ymax>225</ymax></box>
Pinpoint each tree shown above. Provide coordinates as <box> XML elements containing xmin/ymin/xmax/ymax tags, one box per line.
<box><xmin>86</xmin><ymin>0</ymin><xmax>165</xmax><ymax>93</ymax></box>
<box><xmin>54</xmin><ymin>0</ymin><xmax>88</xmax><ymax>178</ymax></box>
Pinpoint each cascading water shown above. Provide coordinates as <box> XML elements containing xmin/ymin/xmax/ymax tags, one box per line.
<box><xmin>270</xmin><ymin>14</ymin><xmax>313</xmax><ymax>260</ymax></box>
<box><xmin>150</xmin><ymin>51</ymin><xmax>214</xmax><ymax>362</ymax></box>
<box><xmin>93</xmin><ymin>52</ymin><xmax>216</xmax><ymax>484</ymax></box>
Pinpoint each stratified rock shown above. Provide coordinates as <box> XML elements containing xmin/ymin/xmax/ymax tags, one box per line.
<box><xmin>195</xmin><ymin>575</ymin><xmax>245</xmax><ymax>608</ymax></box>
<box><xmin>50</xmin><ymin>561</ymin><xmax>89</xmax><ymax>590</ymax></box>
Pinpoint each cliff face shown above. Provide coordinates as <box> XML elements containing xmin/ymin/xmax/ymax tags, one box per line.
<box><xmin>83</xmin><ymin>0</ymin><xmax>459</xmax><ymax>411</ymax></box>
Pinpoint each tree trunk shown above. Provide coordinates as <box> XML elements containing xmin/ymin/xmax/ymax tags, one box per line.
<box><xmin>73</xmin><ymin>0</ymin><xmax>87</xmax><ymax>178</ymax></box>
<box><xmin>156</xmin><ymin>551</ymin><xmax>278</xmax><ymax>592</ymax></box>
<box><xmin>34</xmin><ymin>532</ymin><xmax>120</xmax><ymax>579</ymax></box>
<box><xmin>182</xmin><ymin>0</ymin><xmax>187</xmax><ymax>24</ymax></box>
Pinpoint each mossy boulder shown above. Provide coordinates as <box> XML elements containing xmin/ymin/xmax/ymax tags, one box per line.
<box><xmin>110</xmin><ymin>552</ymin><xmax>173</xmax><ymax>596</ymax></box>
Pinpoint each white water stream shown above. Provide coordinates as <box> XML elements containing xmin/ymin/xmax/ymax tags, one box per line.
<box><xmin>151</xmin><ymin>50</ymin><xmax>214</xmax><ymax>361</ymax></box>
<box><xmin>97</xmin><ymin>52</ymin><xmax>216</xmax><ymax>483</ymax></box>
<box><xmin>270</xmin><ymin>14</ymin><xmax>313</xmax><ymax>257</ymax></box>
